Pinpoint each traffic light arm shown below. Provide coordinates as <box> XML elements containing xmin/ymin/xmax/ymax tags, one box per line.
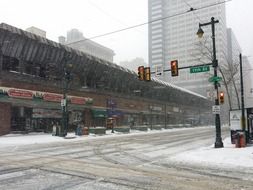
<box><xmin>150</xmin><ymin>63</ymin><xmax>212</xmax><ymax>74</ymax></box>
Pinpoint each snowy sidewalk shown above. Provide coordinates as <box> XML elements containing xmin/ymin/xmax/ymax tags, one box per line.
<box><xmin>1</xmin><ymin>127</ymin><xmax>253</xmax><ymax>171</ymax></box>
<box><xmin>166</xmin><ymin>137</ymin><xmax>253</xmax><ymax>170</ymax></box>
<box><xmin>0</xmin><ymin>127</ymin><xmax>207</xmax><ymax>147</ymax></box>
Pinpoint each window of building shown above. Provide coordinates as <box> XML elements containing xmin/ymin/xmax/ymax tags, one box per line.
<box><xmin>2</xmin><ymin>56</ymin><xmax>19</xmax><ymax>72</ymax></box>
<box><xmin>24</xmin><ymin>61</ymin><xmax>35</xmax><ymax>75</ymax></box>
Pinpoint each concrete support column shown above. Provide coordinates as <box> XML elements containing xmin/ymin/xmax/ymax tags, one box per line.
<box><xmin>19</xmin><ymin>59</ymin><xmax>25</xmax><ymax>74</ymax></box>
<box><xmin>84</xmin><ymin>109</ymin><xmax>92</xmax><ymax>128</ymax></box>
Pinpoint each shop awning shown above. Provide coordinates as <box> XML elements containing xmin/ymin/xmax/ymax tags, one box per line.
<box><xmin>0</xmin><ymin>96</ymin><xmax>90</xmax><ymax>111</ymax></box>
<box><xmin>107</xmin><ymin>109</ymin><xmax>123</xmax><ymax>117</ymax></box>
<box><xmin>92</xmin><ymin>109</ymin><xmax>107</xmax><ymax>118</ymax></box>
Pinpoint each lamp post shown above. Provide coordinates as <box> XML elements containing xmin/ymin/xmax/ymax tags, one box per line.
<box><xmin>61</xmin><ymin>63</ymin><xmax>72</xmax><ymax>137</ymax></box>
<box><xmin>239</xmin><ymin>53</ymin><xmax>247</xmax><ymax>142</ymax></box>
<box><xmin>197</xmin><ymin>17</ymin><xmax>224</xmax><ymax>148</ymax></box>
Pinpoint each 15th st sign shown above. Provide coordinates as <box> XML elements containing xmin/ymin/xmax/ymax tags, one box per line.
<box><xmin>190</xmin><ymin>65</ymin><xmax>210</xmax><ymax>73</ymax></box>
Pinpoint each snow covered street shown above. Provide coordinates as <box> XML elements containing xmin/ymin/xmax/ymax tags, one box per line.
<box><xmin>0</xmin><ymin>126</ymin><xmax>252</xmax><ymax>190</ymax></box>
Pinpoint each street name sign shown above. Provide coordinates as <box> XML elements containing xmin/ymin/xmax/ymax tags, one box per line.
<box><xmin>190</xmin><ymin>65</ymin><xmax>210</xmax><ymax>73</ymax></box>
<box><xmin>208</xmin><ymin>76</ymin><xmax>222</xmax><ymax>82</ymax></box>
<box><xmin>212</xmin><ymin>105</ymin><xmax>220</xmax><ymax>114</ymax></box>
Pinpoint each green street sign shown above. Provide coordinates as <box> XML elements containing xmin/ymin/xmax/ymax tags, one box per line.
<box><xmin>190</xmin><ymin>65</ymin><xmax>210</xmax><ymax>73</ymax></box>
<box><xmin>208</xmin><ymin>76</ymin><xmax>222</xmax><ymax>82</ymax></box>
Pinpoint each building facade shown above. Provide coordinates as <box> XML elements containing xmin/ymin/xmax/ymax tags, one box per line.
<box><xmin>243</xmin><ymin>56</ymin><xmax>253</xmax><ymax>108</ymax></box>
<box><xmin>0</xmin><ymin>23</ymin><xmax>211</xmax><ymax>136</ymax></box>
<box><xmin>26</xmin><ymin>26</ymin><xmax>47</xmax><ymax>38</ymax></box>
<box><xmin>148</xmin><ymin>0</ymin><xmax>228</xmax><ymax>97</ymax></box>
<box><xmin>226</xmin><ymin>28</ymin><xmax>242</xmax><ymax>110</ymax></box>
<box><xmin>59</xmin><ymin>29</ymin><xmax>115</xmax><ymax>63</ymax></box>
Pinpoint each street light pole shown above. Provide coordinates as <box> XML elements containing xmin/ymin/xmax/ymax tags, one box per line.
<box><xmin>61</xmin><ymin>63</ymin><xmax>72</xmax><ymax>137</ymax></box>
<box><xmin>239</xmin><ymin>54</ymin><xmax>246</xmax><ymax>133</ymax></box>
<box><xmin>197</xmin><ymin>17</ymin><xmax>224</xmax><ymax>148</ymax></box>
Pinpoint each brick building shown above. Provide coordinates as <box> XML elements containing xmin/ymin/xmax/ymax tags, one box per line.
<box><xmin>0</xmin><ymin>23</ymin><xmax>211</xmax><ymax>136</ymax></box>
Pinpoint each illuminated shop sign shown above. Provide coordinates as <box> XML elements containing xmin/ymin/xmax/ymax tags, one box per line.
<box><xmin>43</xmin><ymin>93</ymin><xmax>63</xmax><ymax>102</ymax></box>
<box><xmin>0</xmin><ymin>86</ymin><xmax>93</xmax><ymax>105</ymax></box>
<box><xmin>70</xmin><ymin>97</ymin><xmax>86</xmax><ymax>105</ymax></box>
<box><xmin>7</xmin><ymin>89</ymin><xmax>33</xmax><ymax>99</ymax></box>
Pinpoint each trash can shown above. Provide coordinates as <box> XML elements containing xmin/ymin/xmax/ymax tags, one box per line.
<box><xmin>82</xmin><ymin>127</ymin><xmax>89</xmax><ymax>135</ymax></box>
<box><xmin>235</xmin><ymin>132</ymin><xmax>246</xmax><ymax>148</ymax></box>
<box><xmin>239</xmin><ymin>132</ymin><xmax>246</xmax><ymax>148</ymax></box>
<box><xmin>231</xmin><ymin>130</ymin><xmax>237</xmax><ymax>144</ymax></box>
<box><xmin>234</xmin><ymin>132</ymin><xmax>240</xmax><ymax>148</ymax></box>
<box><xmin>75</xmin><ymin>126</ymin><xmax>82</xmax><ymax>136</ymax></box>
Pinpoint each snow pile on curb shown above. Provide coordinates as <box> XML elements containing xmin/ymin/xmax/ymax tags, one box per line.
<box><xmin>167</xmin><ymin>137</ymin><xmax>253</xmax><ymax>169</ymax></box>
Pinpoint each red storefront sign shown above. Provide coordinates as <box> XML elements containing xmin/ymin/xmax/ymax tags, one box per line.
<box><xmin>70</xmin><ymin>97</ymin><xmax>86</xmax><ymax>105</ymax></box>
<box><xmin>8</xmin><ymin>89</ymin><xmax>33</xmax><ymax>99</ymax></box>
<box><xmin>43</xmin><ymin>93</ymin><xmax>63</xmax><ymax>102</ymax></box>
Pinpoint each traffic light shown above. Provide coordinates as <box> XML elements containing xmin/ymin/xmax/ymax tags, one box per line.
<box><xmin>138</xmin><ymin>66</ymin><xmax>145</xmax><ymax>80</ymax></box>
<box><xmin>144</xmin><ymin>67</ymin><xmax>151</xmax><ymax>81</ymax></box>
<box><xmin>170</xmin><ymin>60</ymin><xmax>178</xmax><ymax>77</ymax></box>
<box><xmin>219</xmin><ymin>91</ymin><xmax>224</xmax><ymax>104</ymax></box>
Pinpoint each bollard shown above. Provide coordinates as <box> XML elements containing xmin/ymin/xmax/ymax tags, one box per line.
<box><xmin>235</xmin><ymin>132</ymin><xmax>240</xmax><ymax>148</ymax></box>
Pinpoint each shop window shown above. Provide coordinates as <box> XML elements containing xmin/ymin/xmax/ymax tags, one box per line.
<box><xmin>11</xmin><ymin>107</ymin><xmax>33</xmax><ymax>131</ymax></box>
<box><xmin>2</xmin><ymin>56</ymin><xmax>19</xmax><ymax>72</ymax></box>
<box><xmin>24</xmin><ymin>61</ymin><xmax>36</xmax><ymax>75</ymax></box>
<box><xmin>39</xmin><ymin>65</ymin><xmax>46</xmax><ymax>78</ymax></box>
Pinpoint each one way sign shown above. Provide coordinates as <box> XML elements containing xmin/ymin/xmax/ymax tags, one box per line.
<box><xmin>154</xmin><ymin>64</ymin><xmax>163</xmax><ymax>77</ymax></box>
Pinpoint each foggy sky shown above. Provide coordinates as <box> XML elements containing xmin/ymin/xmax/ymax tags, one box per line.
<box><xmin>0</xmin><ymin>0</ymin><xmax>252</xmax><ymax>64</ymax></box>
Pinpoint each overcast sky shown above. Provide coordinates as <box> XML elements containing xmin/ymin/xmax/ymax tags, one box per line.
<box><xmin>0</xmin><ymin>0</ymin><xmax>252</xmax><ymax>64</ymax></box>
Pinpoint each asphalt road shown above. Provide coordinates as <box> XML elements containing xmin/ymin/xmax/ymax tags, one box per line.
<box><xmin>0</xmin><ymin>127</ymin><xmax>252</xmax><ymax>190</ymax></box>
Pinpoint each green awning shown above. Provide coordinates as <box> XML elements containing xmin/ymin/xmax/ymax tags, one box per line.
<box><xmin>92</xmin><ymin>109</ymin><xmax>107</xmax><ymax>118</ymax></box>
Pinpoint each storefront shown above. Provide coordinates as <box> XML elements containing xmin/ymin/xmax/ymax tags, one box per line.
<box><xmin>91</xmin><ymin>109</ymin><xmax>107</xmax><ymax>127</ymax></box>
<box><xmin>0</xmin><ymin>86</ymin><xmax>93</xmax><ymax>133</ymax></box>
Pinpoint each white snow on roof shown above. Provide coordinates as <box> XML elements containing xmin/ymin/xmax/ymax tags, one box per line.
<box><xmin>152</xmin><ymin>77</ymin><xmax>207</xmax><ymax>99</ymax></box>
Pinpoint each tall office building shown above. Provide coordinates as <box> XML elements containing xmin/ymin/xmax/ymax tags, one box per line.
<box><xmin>226</xmin><ymin>28</ymin><xmax>242</xmax><ymax>110</ymax></box>
<box><xmin>148</xmin><ymin>0</ymin><xmax>228</xmax><ymax>96</ymax></box>
<box><xmin>59</xmin><ymin>29</ymin><xmax>115</xmax><ymax>62</ymax></box>
<box><xmin>243</xmin><ymin>56</ymin><xmax>253</xmax><ymax>108</ymax></box>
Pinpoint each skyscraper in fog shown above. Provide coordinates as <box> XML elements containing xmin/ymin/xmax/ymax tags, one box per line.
<box><xmin>59</xmin><ymin>29</ymin><xmax>115</xmax><ymax>62</ymax></box>
<box><xmin>148</xmin><ymin>0</ymin><xmax>227</xmax><ymax>96</ymax></box>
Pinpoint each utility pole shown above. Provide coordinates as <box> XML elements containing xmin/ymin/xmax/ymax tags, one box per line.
<box><xmin>197</xmin><ymin>17</ymin><xmax>223</xmax><ymax>148</ymax></box>
<box><xmin>61</xmin><ymin>62</ymin><xmax>72</xmax><ymax>137</ymax></box>
<box><xmin>239</xmin><ymin>54</ymin><xmax>246</xmax><ymax>134</ymax></box>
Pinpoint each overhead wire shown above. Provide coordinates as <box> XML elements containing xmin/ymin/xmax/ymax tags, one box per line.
<box><xmin>66</xmin><ymin>0</ymin><xmax>232</xmax><ymax>45</ymax></box>
<box><xmin>182</xmin><ymin>0</ymin><xmax>204</xmax><ymax>23</ymax></box>
<box><xmin>86</xmin><ymin>0</ymin><xmax>145</xmax><ymax>36</ymax></box>
<box><xmin>87</xmin><ymin>0</ymin><xmax>128</xmax><ymax>28</ymax></box>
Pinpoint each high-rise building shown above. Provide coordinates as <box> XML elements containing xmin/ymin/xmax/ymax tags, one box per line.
<box><xmin>243</xmin><ymin>56</ymin><xmax>253</xmax><ymax>108</ymax></box>
<box><xmin>59</xmin><ymin>29</ymin><xmax>115</xmax><ymax>62</ymax></box>
<box><xmin>226</xmin><ymin>28</ymin><xmax>242</xmax><ymax>110</ymax></box>
<box><xmin>26</xmin><ymin>26</ymin><xmax>46</xmax><ymax>38</ymax></box>
<box><xmin>148</xmin><ymin>0</ymin><xmax>228</xmax><ymax>97</ymax></box>
<box><xmin>227</xmin><ymin>28</ymin><xmax>241</xmax><ymax>66</ymax></box>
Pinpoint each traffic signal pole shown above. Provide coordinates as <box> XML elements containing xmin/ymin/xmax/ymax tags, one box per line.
<box><xmin>150</xmin><ymin>63</ymin><xmax>212</xmax><ymax>75</ymax></box>
<box><xmin>198</xmin><ymin>17</ymin><xmax>223</xmax><ymax>148</ymax></box>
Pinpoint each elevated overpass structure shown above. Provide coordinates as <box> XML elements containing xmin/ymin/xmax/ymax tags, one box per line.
<box><xmin>0</xmin><ymin>23</ymin><xmax>212</xmax><ymax>135</ymax></box>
